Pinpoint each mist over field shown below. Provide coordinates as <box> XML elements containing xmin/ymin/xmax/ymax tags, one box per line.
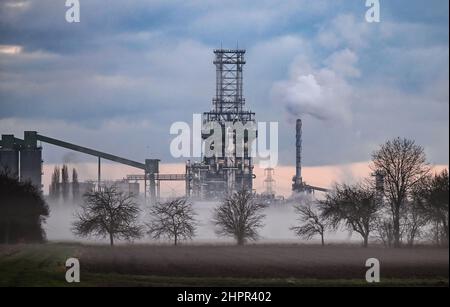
<box><xmin>44</xmin><ymin>199</ymin><xmax>353</xmax><ymax>244</ymax></box>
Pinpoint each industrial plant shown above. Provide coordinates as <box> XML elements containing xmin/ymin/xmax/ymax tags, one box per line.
<box><xmin>0</xmin><ymin>49</ymin><xmax>326</xmax><ymax>203</ymax></box>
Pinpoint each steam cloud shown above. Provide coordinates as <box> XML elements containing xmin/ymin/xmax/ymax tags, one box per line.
<box><xmin>271</xmin><ymin>49</ymin><xmax>359</xmax><ymax>123</ymax></box>
<box><xmin>62</xmin><ymin>152</ymin><xmax>80</xmax><ymax>164</ymax></box>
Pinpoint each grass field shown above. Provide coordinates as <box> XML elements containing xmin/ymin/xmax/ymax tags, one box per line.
<box><xmin>0</xmin><ymin>243</ymin><xmax>448</xmax><ymax>287</ymax></box>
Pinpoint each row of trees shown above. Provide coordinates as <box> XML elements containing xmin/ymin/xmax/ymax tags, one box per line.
<box><xmin>73</xmin><ymin>187</ymin><xmax>265</xmax><ymax>246</ymax></box>
<box><xmin>1</xmin><ymin>137</ymin><xmax>445</xmax><ymax>247</ymax></box>
<box><xmin>74</xmin><ymin>169</ymin><xmax>447</xmax><ymax>248</ymax></box>
<box><xmin>292</xmin><ymin>138</ymin><xmax>449</xmax><ymax>248</ymax></box>
<box><xmin>49</xmin><ymin>165</ymin><xmax>80</xmax><ymax>202</ymax></box>
<box><xmin>292</xmin><ymin>184</ymin><xmax>382</xmax><ymax>248</ymax></box>
<box><xmin>73</xmin><ymin>137</ymin><xmax>448</xmax><ymax>248</ymax></box>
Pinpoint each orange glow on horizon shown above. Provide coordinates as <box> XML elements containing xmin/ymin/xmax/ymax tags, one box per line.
<box><xmin>42</xmin><ymin>162</ymin><xmax>448</xmax><ymax>198</ymax></box>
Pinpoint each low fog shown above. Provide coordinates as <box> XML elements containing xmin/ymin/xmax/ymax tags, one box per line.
<box><xmin>44</xmin><ymin>198</ymin><xmax>355</xmax><ymax>245</ymax></box>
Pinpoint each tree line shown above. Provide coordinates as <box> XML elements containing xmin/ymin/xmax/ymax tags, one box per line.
<box><xmin>72</xmin><ymin>186</ymin><xmax>264</xmax><ymax>246</ymax></box>
<box><xmin>0</xmin><ymin>137</ymin><xmax>447</xmax><ymax>247</ymax></box>
<box><xmin>49</xmin><ymin>164</ymin><xmax>80</xmax><ymax>202</ymax></box>
<box><xmin>292</xmin><ymin>137</ymin><xmax>448</xmax><ymax>248</ymax></box>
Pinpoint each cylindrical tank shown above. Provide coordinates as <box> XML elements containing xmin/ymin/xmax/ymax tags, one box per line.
<box><xmin>20</xmin><ymin>148</ymin><xmax>42</xmax><ymax>191</ymax></box>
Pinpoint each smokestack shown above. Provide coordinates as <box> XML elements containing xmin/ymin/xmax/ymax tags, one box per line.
<box><xmin>295</xmin><ymin>118</ymin><xmax>302</xmax><ymax>181</ymax></box>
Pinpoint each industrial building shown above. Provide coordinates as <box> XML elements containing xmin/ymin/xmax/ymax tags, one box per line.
<box><xmin>0</xmin><ymin>131</ymin><xmax>159</xmax><ymax>202</ymax></box>
<box><xmin>0</xmin><ymin>132</ymin><xmax>43</xmax><ymax>190</ymax></box>
<box><xmin>0</xmin><ymin>48</ymin><xmax>328</xmax><ymax>204</ymax></box>
<box><xmin>48</xmin><ymin>179</ymin><xmax>139</xmax><ymax>202</ymax></box>
<box><xmin>185</xmin><ymin>49</ymin><xmax>256</xmax><ymax>199</ymax></box>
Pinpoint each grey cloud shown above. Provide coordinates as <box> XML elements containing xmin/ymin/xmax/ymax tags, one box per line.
<box><xmin>0</xmin><ymin>1</ymin><xmax>448</xmax><ymax>167</ymax></box>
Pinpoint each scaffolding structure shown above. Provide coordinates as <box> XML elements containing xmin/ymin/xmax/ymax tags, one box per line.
<box><xmin>1</xmin><ymin>49</ymin><xmax>260</xmax><ymax>203</ymax></box>
<box><xmin>186</xmin><ymin>49</ymin><xmax>256</xmax><ymax>199</ymax></box>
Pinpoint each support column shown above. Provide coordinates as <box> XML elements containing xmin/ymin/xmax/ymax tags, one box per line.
<box><xmin>149</xmin><ymin>173</ymin><xmax>156</xmax><ymax>205</ymax></box>
<box><xmin>144</xmin><ymin>171</ymin><xmax>147</xmax><ymax>201</ymax></box>
<box><xmin>156</xmin><ymin>179</ymin><xmax>160</xmax><ymax>202</ymax></box>
<box><xmin>97</xmin><ymin>156</ymin><xmax>101</xmax><ymax>190</ymax></box>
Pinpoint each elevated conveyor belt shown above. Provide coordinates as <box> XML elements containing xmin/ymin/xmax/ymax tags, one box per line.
<box><xmin>36</xmin><ymin>134</ymin><xmax>146</xmax><ymax>170</ymax></box>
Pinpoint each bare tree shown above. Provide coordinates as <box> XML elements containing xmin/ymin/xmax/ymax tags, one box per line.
<box><xmin>72</xmin><ymin>185</ymin><xmax>143</xmax><ymax>246</ymax></box>
<box><xmin>49</xmin><ymin>166</ymin><xmax>60</xmax><ymax>201</ymax></box>
<box><xmin>429</xmin><ymin>170</ymin><xmax>448</xmax><ymax>244</ymax></box>
<box><xmin>321</xmin><ymin>183</ymin><xmax>379</xmax><ymax>248</ymax></box>
<box><xmin>373</xmin><ymin>217</ymin><xmax>395</xmax><ymax>247</ymax></box>
<box><xmin>147</xmin><ymin>198</ymin><xmax>197</xmax><ymax>245</ymax></box>
<box><xmin>72</xmin><ymin>168</ymin><xmax>80</xmax><ymax>202</ymax></box>
<box><xmin>402</xmin><ymin>201</ymin><xmax>428</xmax><ymax>247</ymax></box>
<box><xmin>61</xmin><ymin>164</ymin><xmax>70</xmax><ymax>202</ymax></box>
<box><xmin>290</xmin><ymin>200</ymin><xmax>327</xmax><ymax>246</ymax></box>
<box><xmin>413</xmin><ymin>169</ymin><xmax>449</xmax><ymax>246</ymax></box>
<box><xmin>372</xmin><ymin>137</ymin><xmax>430</xmax><ymax>247</ymax></box>
<box><xmin>427</xmin><ymin>221</ymin><xmax>447</xmax><ymax>246</ymax></box>
<box><xmin>213</xmin><ymin>189</ymin><xmax>265</xmax><ymax>245</ymax></box>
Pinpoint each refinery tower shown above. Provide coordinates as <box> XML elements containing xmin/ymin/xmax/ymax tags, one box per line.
<box><xmin>186</xmin><ymin>49</ymin><xmax>256</xmax><ymax>199</ymax></box>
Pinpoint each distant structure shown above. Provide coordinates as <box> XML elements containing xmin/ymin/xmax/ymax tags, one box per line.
<box><xmin>372</xmin><ymin>169</ymin><xmax>385</xmax><ymax>205</ymax></box>
<box><xmin>0</xmin><ymin>132</ymin><xmax>42</xmax><ymax>191</ymax></box>
<box><xmin>49</xmin><ymin>179</ymin><xmax>138</xmax><ymax>202</ymax></box>
<box><xmin>186</xmin><ymin>49</ymin><xmax>256</xmax><ymax>199</ymax></box>
<box><xmin>292</xmin><ymin>119</ymin><xmax>303</xmax><ymax>192</ymax></box>
<box><xmin>263</xmin><ymin>168</ymin><xmax>276</xmax><ymax>197</ymax></box>
<box><xmin>0</xmin><ymin>132</ymin><xmax>158</xmax><ymax>202</ymax></box>
<box><xmin>4</xmin><ymin>49</ymin><xmax>336</xmax><ymax>203</ymax></box>
<box><xmin>101</xmin><ymin>180</ymin><xmax>140</xmax><ymax>196</ymax></box>
<box><xmin>291</xmin><ymin>118</ymin><xmax>328</xmax><ymax>195</ymax></box>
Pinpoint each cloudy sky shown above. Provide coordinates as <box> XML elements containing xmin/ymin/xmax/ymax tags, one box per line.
<box><xmin>0</xmin><ymin>0</ymin><xmax>448</xmax><ymax>192</ymax></box>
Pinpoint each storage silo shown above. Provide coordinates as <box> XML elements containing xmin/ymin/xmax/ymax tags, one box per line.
<box><xmin>20</xmin><ymin>148</ymin><xmax>42</xmax><ymax>191</ymax></box>
<box><xmin>0</xmin><ymin>134</ymin><xmax>19</xmax><ymax>178</ymax></box>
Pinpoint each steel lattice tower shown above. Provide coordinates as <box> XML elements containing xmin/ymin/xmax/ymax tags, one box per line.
<box><xmin>188</xmin><ymin>49</ymin><xmax>256</xmax><ymax>198</ymax></box>
<box><xmin>205</xmin><ymin>49</ymin><xmax>255</xmax><ymax>123</ymax></box>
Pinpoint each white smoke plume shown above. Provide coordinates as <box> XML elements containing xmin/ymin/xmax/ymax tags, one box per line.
<box><xmin>271</xmin><ymin>49</ymin><xmax>359</xmax><ymax>123</ymax></box>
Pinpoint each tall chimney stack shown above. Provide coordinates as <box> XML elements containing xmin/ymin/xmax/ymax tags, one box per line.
<box><xmin>295</xmin><ymin>118</ymin><xmax>302</xmax><ymax>181</ymax></box>
<box><xmin>292</xmin><ymin>118</ymin><xmax>303</xmax><ymax>192</ymax></box>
